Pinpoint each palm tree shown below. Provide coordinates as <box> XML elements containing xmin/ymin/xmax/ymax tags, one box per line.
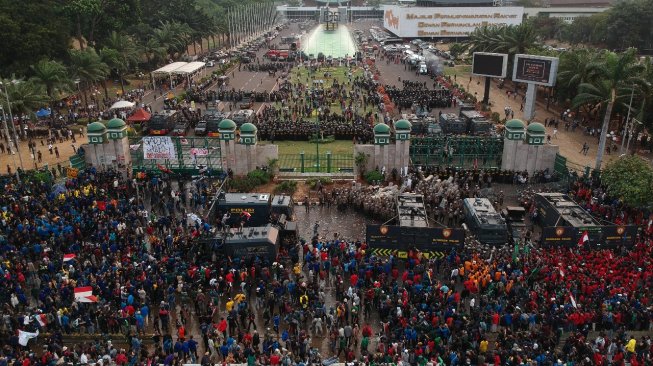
<box><xmin>498</xmin><ymin>24</ymin><xmax>537</xmax><ymax>56</ymax></box>
<box><xmin>29</xmin><ymin>60</ymin><xmax>70</xmax><ymax>100</ymax></box>
<box><xmin>103</xmin><ymin>31</ymin><xmax>139</xmax><ymax>95</ymax></box>
<box><xmin>68</xmin><ymin>48</ymin><xmax>109</xmax><ymax>113</ymax></box>
<box><xmin>1</xmin><ymin>79</ymin><xmax>49</xmax><ymax>135</ymax></box>
<box><xmin>556</xmin><ymin>48</ymin><xmax>603</xmax><ymax>105</ymax></box>
<box><xmin>0</xmin><ymin>80</ymin><xmax>50</xmax><ymax>116</ymax></box>
<box><xmin>154</xmin><ymin>21</ymin><xmax>191</xmax><ymax>59</ymax></box>
<box><xmin>142</xmin><ymin>38</ymin><xmax>168</xmax><ymax>67</ymax></box>
<box><xmin>572</xmin><ymin>48</ymin><xmax>645</xmax><ymax>170</ymax></box>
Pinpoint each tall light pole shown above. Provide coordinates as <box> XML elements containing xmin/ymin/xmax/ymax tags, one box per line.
<box><xmin>0</xmin><ymin>105</ymin><xmax>20</xmax><ymax>181</ymax></box>
<box><xmin>620</xmin><ymin>85</ymin><xmax>635</xmax><ymax>154</ymax></box>
<box><xmin>0</xmin><ymin>81</ymin><xmax>24</xmax><ymax>173</ymax></box>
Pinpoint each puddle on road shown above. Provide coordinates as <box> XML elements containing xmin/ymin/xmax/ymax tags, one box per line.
<box><xmin>293</xmin><ymin>204</ymin><xmax>378</xmax><ymax>242</ymax></box>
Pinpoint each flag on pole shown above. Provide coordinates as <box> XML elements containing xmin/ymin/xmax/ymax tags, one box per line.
<box><xmin>569</xmin><ymin>293</ymin><xmax>578</xmax><ymax>308</ymax></box>
<box><xmin>578</xmin><ymin>231</ymin><xmax>589</xmax><ymax>247</ymax></box>
<box><xmin>63</xmin><ymin>254</ymin><xmax>76</xmax><ymax>262</ymax></box>
<box><xmin>18</xmin><ymin>330</ymin><xmax>39</xmax><ymax>346</ymax></box>
<box><xmin>34</xmin><ymin>313</ymin><xmax>48</xmax><ymax>327</ymax></box>
<box><xmin>74</xmin><ymin>286</ymin><xmax>98</xmax><ymax>303</ymax></box>
<box><xmin>559</xmin><ymin>268</ymin><xmax>565</xmax><ymax>278</ymax></box>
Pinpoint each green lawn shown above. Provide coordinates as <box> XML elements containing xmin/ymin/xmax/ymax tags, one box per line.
<box><xmin>283</xmin><ymin>66</ymin><xmax>375</xmax><ymax>117</ymax></box>
<box><xmin>444</xmin><ymin>64</ymin><xmax>471</xmax><ymax>76</ymax></box>
<box><xmin>258</xmin><ymin>140</ymin><xmax>354</xmax><ymax>155</ymax></box>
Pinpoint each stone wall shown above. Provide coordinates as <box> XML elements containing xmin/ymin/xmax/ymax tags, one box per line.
<box><xmin>501</xmin><ymin>139</ymin><xmax>559</xmax><ymax>173</ymax></box>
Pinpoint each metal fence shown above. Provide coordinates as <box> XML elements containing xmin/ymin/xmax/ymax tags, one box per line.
<box><xmin>130</xmin><ymin>137</ymin><xmax>223</xmax><ymax>175</ymax></box>
<box><xmin>410</xmin><ymin>136</ymin><xmax>504</xmax><ymax>169</ymax></box>
<box><xmin>278</xmin><ymin>153</ymin><xmax>354</xmax><ymax>173</ymax></box>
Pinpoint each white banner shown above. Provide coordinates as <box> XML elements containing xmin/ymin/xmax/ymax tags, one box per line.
<box><xmin>143</xmin><ymin>137</ymin><xmax>177</xmax><ymax>160</ymax></box>
<box><xmin>383</xmin><ymin>6</ymin><xmax>523</xmax><ymax>38</ymax></box>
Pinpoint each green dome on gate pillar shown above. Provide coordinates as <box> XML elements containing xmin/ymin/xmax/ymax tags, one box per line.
<box><xmin>504</xmin><ymin>119</ymin><xmax>526</xmax><ymax>141</ymax></box>
<box><xmin>87</xmin><ymin>121</ymin><xmax>107</xmax><ymax>144</ymax></box>
<box><xmin>373</xmin><ymin>123</ymin><xmax>391</xmax><ymax>145</ymax></box>
<box><xmin>219</xmin><ymin>119</ymin><xmax>237</xmax><ymax>141</ymax></box>
<box><xmin>106</xmin><ymin>118</ymin><xmax>127</xmax><ymax>140</ymax></box>
<box><xmin>239</xmin><ymin>122</ymin><xmax>257</xmax><ymax>145</ymax></box>
<box><xmin>526</xmin><ymin>122</ymin><xmax>546</xmax><ymax>145</ymax></box>
<box><xmin>394</xmin><ymin>119</ymin><xmax>412</xmax><ymax>141</ymax></box>
<box><xmin>106</xmin><ymin>118</ymin><xmax>126</xmax><ymax>129</ymax></box>
<box><xmin>219</xmin><ymin>119</ymin><xmax>237</xmax><ymax>130</ymax></box>
<box><xmin>87</xmin><ymin>121</ymin><xmax>106</xmax><ymax>133</ymax></box>
<box><xmin>373</xmin><ymin>123</ymin><xmax>391</xmax><ymax>134</ymax></box>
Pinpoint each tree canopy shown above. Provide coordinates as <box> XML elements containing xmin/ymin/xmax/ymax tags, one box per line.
<box><xmin>601</xmin><ymin>155</ymin><xmax>653</xmax><ymax>207</ymax></box>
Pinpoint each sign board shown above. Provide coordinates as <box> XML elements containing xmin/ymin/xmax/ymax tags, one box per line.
<box><xmin>512</xmin><ymin>54</ymin><xmax>559</xmax><ymax>86</ymax></box>
<box><xmin>472</xmin><ymin>52</ymin><xmax>508</xmax><ymax>78</ymax></box>
<box><xmin>66</xmin><ymin>167</ymin><xmax>79</xmax><ymax>178</ymax></box>
<box><xmin>383</xmin><ymin>6</ymin><xmax>523</xmax><ymax>38</ymax></box>
<box><xmin>143</xmin><ymin>136</ymin><xmax>177</xmax><ymax>160</ymax></box>
<box><xmin>601</xmin><ymin>225</ymin><xmax>637</xmax><ymax>248</ymax></box>
<box><xmin>366</xmin><ymin>224</ymin><xmax>464</xmax><ymax>258</ymax></box>
<box><xmin>540</xmin><ymin>226</ymin><xmax>578</xmax><ymax>248</ymax></box>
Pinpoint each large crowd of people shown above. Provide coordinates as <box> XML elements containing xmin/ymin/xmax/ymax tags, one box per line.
<box><xmin>0</xmin><ymin>165</ymin><xmax>652</xmax><ymax>366</ymax></box>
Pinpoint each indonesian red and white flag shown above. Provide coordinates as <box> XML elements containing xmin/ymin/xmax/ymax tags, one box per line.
<box><xmin>34</xmin><ymin>314</ymin><xmax>47</xmax><ymax>327</ymax></box>
<box><xmin>578</xmin><ymin>231</ymin><xmax>589</xmax><ymax>247</ymax></box>
<box><xmin>559</xmin><ymin>268</ymin><xmax>565</xmax><ymax>278</ymax></box>
<box><xmin>570</xmin><ymin>293</ymin><xmax>578</xmax><ymax>309</ymax></box>
<box><xmin>74</xmin><ymin>286</ymin><xmax>98</xmax><ymax>303</ymax></box>
<box><xmin>63</xmin><ymin>254</ymin><xmax>76</xmax><ymax>262</ymax></box>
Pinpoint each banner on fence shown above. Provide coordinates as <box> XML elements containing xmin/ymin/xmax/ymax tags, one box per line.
<box><xmin>143</xmin><ymin>137</ymin><xmax>176</xmax><ymax>160</ymax></box>
<box><xmin>189</xmin><ymin>148</ymin><xmax>209</xmax><ymax>156</ymax></box>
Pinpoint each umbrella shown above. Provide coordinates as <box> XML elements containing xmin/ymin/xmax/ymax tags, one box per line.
<box><xmin>52</xmin><ymin>184</ymin><xmax>67</xmax><ymax>196</ymax></box>
<box><xmin>440</xmin><ymin>285</ymin><xmax>449</xmax><ymax>293</ymax></box>
<box><xmin>109</xmin><ymin>100</ymin><xmax>135</xmax><ymax>110</ymax></box>
<box><xmin>35</xmin><ymin>108</ymin><xmax>51</xmax><ymax>118</ymax></box>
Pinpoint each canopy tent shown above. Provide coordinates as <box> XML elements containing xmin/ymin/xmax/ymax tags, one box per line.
<box><xmin>127</xmin><ymin>108</ymin><xmax>151</xmax><ymax>122</ymax></box>
<box><xmin>151</xmin><ymin>61</ymin><xmax>188</xmax><ymax>90</ymax></box>
<box><xmin>36</xmin><ymin>108</ymin><xmax>51</xmax><ymax>118</ymax></box>
<box><xmin>172</xmin><ymin>61</ymin><xmax>205</xmax><ymax>75</ymax></box>
<box><xmin>152</xmin><ymin>62</ymin><xmax>188</xmax><ymax>75</ymax></box>
<box><xmin>110</xmin><ymin>100</ymin><xmax>135</xmax><ymax>110</ymax></box>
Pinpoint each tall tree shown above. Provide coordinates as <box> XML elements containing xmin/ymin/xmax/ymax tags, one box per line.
<box><xmin>0</xmin><ymin>0</ymin><xmax>71</xmax><ymax>76</ymax></box>
<box><xmin>68</xmin><ymin>48</ymin><xmax>109</xmax><ymax>112</ymax></box>
<box><xmin>572</xmin><ymin>49</ymin><xmax>645</xmax><ymax>170</ymax></box>
<box><xmin>0</xmin><ymin>79</ymin><xmax>49</xmax><ymax>122</ymax></box>
<box><xmin>556</xmin><ymin>48</ymin><xmax>602</xmax><ymax>104</ymax></box>
<box><xmin>103</xmin><ymin>31</ymin><xmax>139</xmax><ymax>94</ymax></box>
<box><xmin>29</xmin><ymin>60</ymin><xmax>70</xmax><ymax>100</ymax></box>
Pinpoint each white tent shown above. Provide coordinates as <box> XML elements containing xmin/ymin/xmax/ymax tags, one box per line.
<box><xmin>152</xmin><ymin>62</ymin><xmax>188</xmax><ymax>75</ymax></box>
<box><xmin>151</xmin><ymin>62</ymin><xmax>188</xmax><ymax>90</ymax></box>
<box><xmin>173</xmin><ymin>61</ymin><xmax>206</xmax><ymax>85</ymax></box>
<box><xmin>173</xmin><ymin>61</ymin><xmax>205</xmax><ymax>75</ymax></box>
<box><xmin>109</xmin><ymin>100</ymin><xmax>135</xmax><ymax>110</ymax></box>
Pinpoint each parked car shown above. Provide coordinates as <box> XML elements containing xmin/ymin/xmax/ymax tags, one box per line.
<box><xmin>194</xmin><ymin>121</ymin><xmax>207</xmax><ymax>136</ymax></box>
<box><xmin>171</xmin><ymin>122</ymin><xmax>189</xmax><ymax>136</ymax></box>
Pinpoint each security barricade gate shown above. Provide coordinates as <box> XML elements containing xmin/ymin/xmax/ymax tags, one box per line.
<box><xmin>366</xmin><ymin>224</ymin><xmax>464</xmax><ymax>259</ymax></box>
<box><xmin>410</xmin><ymin>136</ymin><xmax>504</xmax><ymax>169</ymax></box>
<box><xmin>278</xmin><ymin>152</ymin><xmax>354</xmax><ymax>173</ymax></box>
<box><xmin>130</xmin><ymin>137</ymin><xmax>223</xmax><ymax>175</ymax></box>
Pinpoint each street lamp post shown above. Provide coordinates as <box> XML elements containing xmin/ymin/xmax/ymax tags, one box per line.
<box><xmin>0</xmin><ymin>81</ymin><xmax>24</xmax><ymax>173</ymax></box>
<box><xmin>0</xmin><ymin>105</ymin><xmax>20</xmax><ymax>181</ymax></box>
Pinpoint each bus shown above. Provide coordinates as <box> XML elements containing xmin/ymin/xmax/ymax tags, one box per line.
<box><xmin>147</xmin><ymin>110</ymin><xmax>179</xmax><ymax>135</ymax></box>
<box><xmin>381</xmin><ymin>38</ymin><xmax>404</xmax><ymax>45</ymax></box>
